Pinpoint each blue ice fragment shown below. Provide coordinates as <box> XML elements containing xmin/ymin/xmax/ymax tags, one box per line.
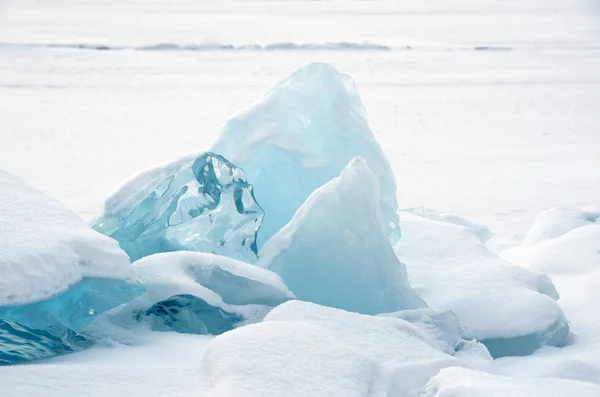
<box><xmin>211</xmin><ymin>62</ymin><xmax>400</xmax><ymax>247</ymax></box>
<box><xmin>257</xmin><ymin>158</ymin><xmax>424</xmax><ymax>315</ymax></box>
<box><xmin>1</xmin><ymin>319</ymin><xmax>91</xmax><ymax>365</ymax></box>
<box><xmin>94</xmin><ymin>152</ymin><xmax>263</xmax><ymax>262</ymax></box>
<box><xmin>0</xmin><ymin>278</ymin><xmax>144</xmax><ymax>331</ymax></box>
<box><xmin>135</xmin><ymin>294</ymin><xmax>243</xmax><ymax>335</ymax></box>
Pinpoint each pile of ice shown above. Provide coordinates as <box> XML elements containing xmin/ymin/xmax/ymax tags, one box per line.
<box><xmin>3</xmin><ymin>61</ymin><xmax>598</xmax><ymax>396</ymax></box>
<box><xmin>0</xmin><ymin>170</ymin><xmax>143</xmax><ymax>363</ymax></box>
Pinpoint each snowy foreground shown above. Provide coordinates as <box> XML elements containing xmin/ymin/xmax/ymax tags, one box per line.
<box><xmin>1</xmin><ymin>0</ymin><xmax>600</xmax><ymax>396</ymax></box>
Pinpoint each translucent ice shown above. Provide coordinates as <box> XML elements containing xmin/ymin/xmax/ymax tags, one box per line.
<box><xmin>0</xmin><ymin>170</ymin><xmax>142</xmax><ymax>363</ymax></box>
<box><xmin>211</xmin><ymin>62</ymin><xmax>400</xmax><ymax>247</ymax></box>
<box><xmin>94</xmin><ymin>152</ymin><xmax>263</xmax><ymax>262</ymax></box>
<box><xmin>0</xmin><ymin>171</ymin><xmax>142</xmax><ymax>330</ymax></box>
<box><xmin>117</xmin><ymin>251</ymin><xmax>293</xmax><ymax>334</ymax></box>
<box><xmin>257</xmin><ymin>157</ymin><xmax>424</xmax><ymax>315</ymax></box>
<box><xmin>136</xmin><ymin>294</ymin><xmax>243</xmax><ymax>335</ymax></box>
<box><xmin>1</xmin><ymin>319</ymin><xmax>91</xmax><ymax>365</ymax></box>
<box><xmin>395</xmin><ymin>210</ymin><xmax>570</xmax><ymax>358</ymax></box>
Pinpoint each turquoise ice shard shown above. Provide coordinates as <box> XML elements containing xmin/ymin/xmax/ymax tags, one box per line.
<box><xmin>0</xmin><ymin>170</ymin><xmax>142</xmax><ymax>363</ymax></box>
<box><xmin>257</xmin><ymin>157</ymin><xmax>424</xmax><ymax>315</ymax></box>
<box><xmin>211</xmin><ymin>62</ymin><xmax>400</xmax><ymax>247</ymax></box>
<box><xmin>93</xmin><ymin>152</ymin><xmax>263</xmax><ymax>262</ymax></box>
<box><xmin>1</xmin><ymin>319</ymin><xmax>91</xmax><ymax>365</ymax></box>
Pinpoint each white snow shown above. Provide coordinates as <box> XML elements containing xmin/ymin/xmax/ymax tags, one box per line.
<box><xmin>421</xmin><ymin>367</ymin><xmax>600</xmax><ymax>397</ymax></box>
<box><xmin>0</xmin><ymin>170</ymin><xmax>135</xmax><ymax>306</ymax></box>
<box><xmin>202</xmin><ymin>301</ymin><xmax>473</xmax><ymax>397</ymax></box>
<box><xmin>394</xmin><ymin>210</ymin><xmax>567</xmax><ymax>353</ymax></box>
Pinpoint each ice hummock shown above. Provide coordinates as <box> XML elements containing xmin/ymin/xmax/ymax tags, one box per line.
<box><xmin>257</xmin><ymin>157</ymin><xmax>424</xmax><ymax>315</ymax></box>
<box><xmin>211</xmin><ymin>62</ymin><xmax>400</xmax><ymax>247</ymax></box>
<box><xmin>0</xmin><ymin>170</ymin><xmax>142</xmax><ymax>363</ymax></box>
<box><xmin>115</xmin><ymin>251</ymin><xmax>294</xmax><ymax>335</ymax></box>
<box><xmin>93</xmin><ymin>152</ymin><xmax>263</xmax><ymax>262</ymax></box>
<box><xmin>395</xmin><ymin>209</ymin><xmax>570</xmax><ymax>358</ymax></box>
<box><xmin>202</xmin><ymin>301</ymin><xmax>469</xmax><ymax>397</ymax></box>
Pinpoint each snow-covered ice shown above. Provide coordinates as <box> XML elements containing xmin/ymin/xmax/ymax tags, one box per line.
<box><xmin>109</xmin><ymin>251</ymin><xmax>293</xmax><ymax>334</ymax></box>
<box><xmin>0</xmin><ymin>171</ymin><xmax>142</xmax><ymax>334</ymax></box>
<box><xmin>202</xmin><ymin>301</ymin><xmax>476</xmax><ymax>397</ymax></box>
<box><xmin>211</xmin><ymin>62</ymin><xmax>400</xmax><ymax>247</ymax></box>
<box><xmin>395</xmin><ymin>210</ymin><xmax>569</xmax><ymax>357</ymax></box>
<box><xmin>258</xmin><ymin>157</ymin><xmax>424</xmax><ymax>315</ymax></box>
<box><xmin>421</xmin><ymin>367</ymin><xmax>600</xmax><ymax>397</ymax></box>
<box><xmin>93</xmin><ymin>152</ymin><xmax>263</xmax><ymax>262</ymax></box>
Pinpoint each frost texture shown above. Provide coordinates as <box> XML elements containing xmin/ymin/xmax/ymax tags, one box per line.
<box><xmin>211</xmin><ymin>62</ymin><xmax>400</xmax><ymax>247</ymax></box>
<box><xmin>116</xmin><ymin>252</ymin><xmax>293</xmax><ymax>335</ymax></box>
<box><xmin>395</xmin><ymin>210</ymin><xmax>570</xmax><ymax>358</ymax></box>
<box><xmin>1</xmin><ymin>319</ymin><xmax>91</xmax><ymax>366</ymax></box>
<box><xmin>94</xmin><ymin>152</ymin><xmax>263</xmax><ymax>262</ymax></box>
<box><xmin>258</xmin><ymin>158</ymin><xmax>424</xmax><ymax>315</ymax></box>
<box><xmin>0</xmin><ymin>170</ymin><xmax>142</xmax><ymax>363</ymax></box>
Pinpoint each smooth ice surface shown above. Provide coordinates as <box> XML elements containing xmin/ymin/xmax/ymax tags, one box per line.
<box><xmin>395</xmin><ymin>210</ymin><xmax>569</xmax><ymax>357</ymax></box>
<box><xmin>116</xmin><ymin>251</ymin><xmax>293</xmax><ymax>334</ymax></box>
<box><xmin>0</xmin><ymin>171</ymin><xmax>141</xmax><ymax>333</ymax></box>
<box><xmin>497</xmin><ymin>207</ymin><xmax>600</xmax><ymax>384</ymax></box>
<box><xmin>203</xmin><ymin>301</ymin><xmax>473</xmax><ymax>397</ymax></box>
<box><xmin>258</xmin><ymin>157</ymin><xmax>424</xmax><ymax>315</ymax></box>
<box><xmin>211</xmin><ymin>62</ymin><xmax>400</xmax><ymax>247</ymax></box>
<box><xmin>421</xmin><ymin>367</ymin><xmax>600</xmax><ymax>397</ymax></box>
<box><xmin>94</xmin><ymin>152</ymin><xmax>263</xmax><ymax>262</ymax></box>
<box><xmin>0</xmin><ymin>319</ymin><xmax>90</xmax><ymax>366</ymax></box>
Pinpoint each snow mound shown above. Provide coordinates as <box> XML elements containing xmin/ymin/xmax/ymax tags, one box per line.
<box><xmin>203</xmin><ymin>301</ymin><xmax>469</xmax><ymax>397</ymax></box>
<box><xmin>93</xmin><ymin>152</ymin><xmax>263</xmax><ymax>262</ymax></box>
<box><xmin>522</xmin><ymin>206</ymin><xmax>600</xmax><ymax>245</ymax></box>
<box><xmin>421</xmin><ymin>367</ymin><xmax>600</xmax><ymax>396</ymax></box>
<box><xmin>0</xmin><ymin>170</ymin><xmax>141</xmax><ymax>330</ymax></box>
<box><xmin>497</xmin><ymin>207</ymin><xmax>600</xmax><ymax>384</ymax></box>
<box><xmin>211</xmin><ymin>62</ymin><xmax>400</xmax><ymax>247</ymax></box>
<box><xmin>113</xmin><ymin>251</ymin><xmax>293</xmax><ymax>334</ymax></box>
<box><xmin>257</xmin><ymin>157</ymin><xmax>424</xmax><ymax>315</ymax></box>
<box><xmin>395</xmin><ymin>210</ymin><xmax>569</xmax><ymax>358</ymax></box>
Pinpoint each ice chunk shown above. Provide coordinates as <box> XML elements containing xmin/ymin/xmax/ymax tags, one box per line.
<box><xmin>136</xmin><ymin>294</ymin><xmax>243</xmax><ymax>335</ymax></box>
<box><xmin>380</xmin><ymin>309</ymin><xmax>463</xmax><ymax>354</ymax></box>
<box><xmin>211</xmin><ymin>62</ymin><xmax>400</xmax><ymax>247</ymax></box>
<box><xmin>114</xmin><ymin>251</ymin><xmax>293</xmax><ymax>334</ymax></box>
<box><xmin>202</xmin><ymin>301</ymin><xmax>467</xmax><ymax>397</ymax></box>
<box><xmin>93</xmin><ymin>152</ymin><xmax>263</xmax><ymax>262</ymax></box>
<box><xmin>421</xmin><ymin>367</ymin><xmax>600</xmax><ymax>397</ymax></box>
<box><xmin>1</xmin><ymin>319</ymin><xmax>91</xmax><ymax>365</ymax></box>
<box><xmin>257</xmin><ymin>157</ymin><xmax>424</xmax><ymax>315</ymax></box>
<box><xmin>0</xmin><ymin>170</ymin><xmax>142</xmax><ymax>331</ymax></box>
<box><xmin>395</xmin><ymin>210</ymin><xmax>569</xmax><ymax>358</ymax></box>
